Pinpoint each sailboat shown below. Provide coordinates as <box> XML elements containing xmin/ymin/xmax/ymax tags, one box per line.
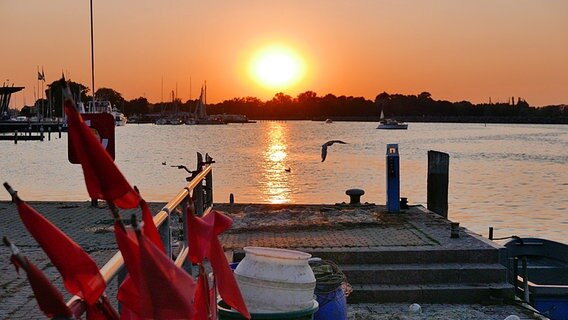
<box><xmin>376</xmin><ymin>110</ymin><xmax>408</xmax><ymax>130</ymax></box>
<box><xmin>186</xmin><ymin>85</ymin><xmax>226</xmax><ymax>125</ymax></box>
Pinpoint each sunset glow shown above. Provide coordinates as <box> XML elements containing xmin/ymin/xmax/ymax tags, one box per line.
<box><xmin>1</xmin><ymin>1</ymin><xmax>567</xmax><ymax>106</ymax></box>
<box><xmin>250</xmin><ymin>45</ymin><xmax>304</xmax><ymax>90</ymax></box>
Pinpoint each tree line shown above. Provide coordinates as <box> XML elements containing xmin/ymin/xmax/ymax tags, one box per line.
<box><xmin>18</xmin><ymin>79</ymin><xmax>568</xmax><ymax>124</ymax></box>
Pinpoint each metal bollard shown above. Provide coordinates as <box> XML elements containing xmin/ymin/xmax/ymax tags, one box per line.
<box><xmin>450</xmin><ymin>222</ymin><xmax>460</xmax><ymax>238</ymax></box>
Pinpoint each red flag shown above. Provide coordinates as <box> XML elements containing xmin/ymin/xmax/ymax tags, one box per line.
<box><xmin>63</xmin><ymin>90</ymin><xmax>140</xmax><ymax>209</ymax></box>
<box><xmin>114</xmin><ymin>202</ymin><xmax>165</xmax><ymax>320</ymax></box>
<box><xmin>114</xmin><ymin>222</ymin><xmax>143</xmax><ymax>319</ymax></box>
<box><xmin>187</xmin><ymin>210</ymin><xmax>250</xmax><ymax>319</ymax></box>
<box><xmin>193</xmin><ymin>272</ymin><xmax>217</xmax><ymax>320</ymax></box>
<box><xmin>86</xmin><ymin>295</ymin><xmax>120</xmax><ymax>320</ymax></box>
<box><xmin>15</xmin><ymin>199</ymin><xmax>105</xmax><ymax>305</ymax></box>
<box><xmin>138</xmin><ymin>234</ymin><xmax>196</xmax><ymax>319</ymax></box>
<box><xmin>140</xmin><ymin>200</ymin><xmax>165</xmax><ymax>252</ymax></box>
<box><xmin>10</xmin><ymin>255</ymin><xmax>73</xmax><ymax>318</ymax></box>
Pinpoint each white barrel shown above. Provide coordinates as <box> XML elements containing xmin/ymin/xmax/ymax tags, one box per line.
<box><xmin>234</xmin><ymin>247</ymin><xmax>316</xmax><ymax>313</ymax></box>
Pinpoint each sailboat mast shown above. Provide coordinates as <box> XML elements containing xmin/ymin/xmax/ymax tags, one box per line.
<box><xmin>90</xmin><ymin>0</ymin><xmax>95</xmax><ymax>105</ymax></box>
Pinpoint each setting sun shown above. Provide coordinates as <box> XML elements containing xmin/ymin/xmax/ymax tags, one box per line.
<box><xmin>250</xmin><ymin>45</ymin><xmax>304</xmax><ymax>90</ymax></box>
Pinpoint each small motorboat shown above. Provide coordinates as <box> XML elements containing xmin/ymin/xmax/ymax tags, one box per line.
<box><xmin>504</xmin><ymin>237</ymin><xmax>568</xmax><ymax>320</ymax></box>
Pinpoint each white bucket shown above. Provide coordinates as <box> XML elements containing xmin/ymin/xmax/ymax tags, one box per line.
<box><xmin>234</xmin><ymin>247</ymin><xmax>316</xmax><ymax>313</ymax></box>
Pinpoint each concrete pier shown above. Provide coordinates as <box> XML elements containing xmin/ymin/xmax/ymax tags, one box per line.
<box><xmin>0</xmin><ymin>201</ymin><xmax>544</xmax><ymax>319</ymax></box>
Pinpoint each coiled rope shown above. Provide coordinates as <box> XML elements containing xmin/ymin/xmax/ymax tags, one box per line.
<box><xmin>309</xmin><ymin>259</ymin><xmax>352</xmax><ymax>296</ymax></box>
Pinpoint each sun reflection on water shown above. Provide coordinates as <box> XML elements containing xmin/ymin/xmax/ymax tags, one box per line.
<box><xmin>261</xmin><ymin>122</ymin><xmax>291</xmax><ymax>204</ymax></box>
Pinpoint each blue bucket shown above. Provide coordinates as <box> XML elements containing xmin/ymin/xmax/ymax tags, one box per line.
<box><xmin>313</xmin><ymin>287</ymin><xmax>347</xmax><ymax>320</ymax></box>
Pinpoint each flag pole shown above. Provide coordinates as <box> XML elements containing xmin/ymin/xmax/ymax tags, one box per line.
<box><xmin>90</xmin><ymin>0</ymin><xmax>98</xmax><ymax>207</ymax></box>
<box><xmin>90</xmin><ymin>0</ymin><xmax>95</xmax><ymax>105</ymax></box>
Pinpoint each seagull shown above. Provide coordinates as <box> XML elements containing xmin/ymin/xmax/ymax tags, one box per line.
<box><xmin>321</xmin><ymin>140</ymin><xmax>347</xmax><ymax>162</ymax></box>
<box><xmin>285</xmin><ymin>167</ymin><xmax>291</xmax><ymax>172</ymax></box>
<box><xmin>162</xmin><ymin>161</ymin><xmax>167</xmax><ymax>166</ymax></box>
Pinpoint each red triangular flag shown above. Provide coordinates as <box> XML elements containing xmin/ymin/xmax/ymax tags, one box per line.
<box><xmin>187</xmin><ymin>210</ymin><xmax>250</xmax><ymax>319</ymax></box>
<box><xmin>140</xmin><ymin>200</ymin><xmax>165</xmax><ymax>252</ymax></box>
<box><xmin>209</xmin><ymin>236</ymin><xmax>250</xmax><ymax>319</ymax></box>
<box><xmin>138</xmin><ymin>233</ymin><xmax>196</xmax><ymax>319</ymax></box>
<box><xmin>114</xmin><ymin>222</ymin><xmax>143</xmax><ymax>319</ymax></box>
<box><xmin>192</xmin><ymin>272</ymin><xmax>217</xmax><ymax>320</ymax></box>
<box><xmin>86</xmin><ymin>295</ymin><xmax>120</xmax><ymax>320</ymax></box>
<box><xmin>15</xmin><ymin>199</ymin><xmax>105</xmax><ymax>305</ymax></box>
<box><xmin>10</xmin><ymin>256</ymin><xmax>73</xmax><ymax>318</ymax></box>
<box><xmin>63</xmin><ymin>90</ymin><xmax>140</xmax><ymax>209</ymax></box>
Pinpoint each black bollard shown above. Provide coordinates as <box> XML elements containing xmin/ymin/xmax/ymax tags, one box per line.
<box><xmin>14</xmin><ymin>130</ymin><xmax>18</xmax><ymax>144</ymax></box>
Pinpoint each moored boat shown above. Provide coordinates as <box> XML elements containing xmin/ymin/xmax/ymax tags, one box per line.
<box><xmin>504</xmin><ymin>237</ymin><xmax>568</xmax><ymax>320</ymax></box>
<box><xmin>186</xmin><ymin>84</ymin><xmax>227</xmax><ymax>125</ymax></box>
<box><xmin>112</xmin><ymin>108</ymin><xmax>127</xmax><ymax>126</ymax></box>
<box><xmin>81</xmin><ymin>101</ymin><xmax>127</xmax><ymax>126</ymax></box>
<box><xmin>376</xmin><ymin>110</ymin><xmax>408</xmax><ymax>129</ymax></box>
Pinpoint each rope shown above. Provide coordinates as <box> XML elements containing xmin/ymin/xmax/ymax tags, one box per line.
<box><xmin>309</xmin><ymin>259</ymin><xmax>351</xmax><ymax>296</ymax></box>
<box><xmin>491</xmin><ymin>235</ymin><xmax>522</xmax><ymax>242</ymax></box>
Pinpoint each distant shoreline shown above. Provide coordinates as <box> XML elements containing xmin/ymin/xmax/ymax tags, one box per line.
<box><xmin>246</xmin><ymin>115</ymin><xmax>568</xmax><ymax>125</ymax></box>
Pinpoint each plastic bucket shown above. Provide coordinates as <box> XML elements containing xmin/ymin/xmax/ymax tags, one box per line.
<box><xmin>314</xmin><ymin>287</ymin><xmax>347</xmax><ymax>320</ymax></box>
<box><xmin>218</xmin><ymin>300</ymin><xmax>319</xmax><ymax>320</ymax></box>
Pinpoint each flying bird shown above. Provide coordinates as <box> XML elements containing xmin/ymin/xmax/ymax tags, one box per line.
<box><xmin>321</xmin><ymin>140</ymin><xmax>347</xmax><ymax>162</ymax></box>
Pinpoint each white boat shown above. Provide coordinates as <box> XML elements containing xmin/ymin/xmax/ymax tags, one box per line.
<box><xmin>112</xmin><ymin>108</ymin><xmax>128</xmax><ymax>126</ymax></box>
<box><xmin>80</xmin><ymin>101</ymin><xmax>127</xmax><ymax>126</ymax></box>
<box><xmin>376</xmin><ymin>110</ymin><xmax>408</xmax><ymax>130</ymax></box>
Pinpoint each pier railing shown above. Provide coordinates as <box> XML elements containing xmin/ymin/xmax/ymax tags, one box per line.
<box><xmin>66</xmin><ymin>154</ymin><xmax>215</xmax><ymax>315</ymax></box>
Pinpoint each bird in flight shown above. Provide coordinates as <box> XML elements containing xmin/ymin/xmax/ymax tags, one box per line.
<box><xmin>321</xmin><ymin>140</ymin><xmax>347</xmax><ymax>162</ymax></box>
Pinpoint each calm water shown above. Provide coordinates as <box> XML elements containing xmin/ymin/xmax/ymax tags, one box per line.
<box><xmin>1</xmin><ymin>122</ymin><xmax>567</xmax><ymax>243</ymax></box>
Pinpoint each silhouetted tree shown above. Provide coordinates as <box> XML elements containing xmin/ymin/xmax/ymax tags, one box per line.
<box><xmin>46</xmin><ymin>79</ymin><xmax>88</xmax><ymax>118</ymax></box>
<box><xmin>95</xmin><ymin>88</ymin><xmax>125</xmax><ymax>111</ymax></box>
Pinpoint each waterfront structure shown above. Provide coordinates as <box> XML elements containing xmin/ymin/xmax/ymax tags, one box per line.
<box><xmin>0</xmin><ymin>85</ymin><xmax>24</xmax><ymax>120</ymax></box>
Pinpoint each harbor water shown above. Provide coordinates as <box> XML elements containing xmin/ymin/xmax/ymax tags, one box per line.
<box><xmin>0</xmin><ymin>121</ymin><xmax>566</xmax><ymax>244</ymax></box>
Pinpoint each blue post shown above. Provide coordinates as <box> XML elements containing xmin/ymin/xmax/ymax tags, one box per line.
<box><xmin>386</xmin><ymin>144</ymin><xmax>400</xmax><ymax>213</ymax></box>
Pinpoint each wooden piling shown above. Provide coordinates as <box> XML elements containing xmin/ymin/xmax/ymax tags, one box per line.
<box><xmin>427</xmin><ymin>150</ymin><xmax>449</xmax><ymax>218</ymax></box>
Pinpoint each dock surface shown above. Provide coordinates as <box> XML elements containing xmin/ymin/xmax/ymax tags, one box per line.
<box><xmin>0</xmin><ymin>201</ymin><xmax>544</xmax><ymax>319</ymax></box>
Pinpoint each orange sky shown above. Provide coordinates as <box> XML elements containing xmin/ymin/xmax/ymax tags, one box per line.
<box><xmin>2</xmin><ymin>1</ymin><xmax>567</xmax><ymax>107</ymax></box>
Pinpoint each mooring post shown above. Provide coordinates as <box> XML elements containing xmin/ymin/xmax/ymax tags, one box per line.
<box><xmin>386</xmin><ymin>144</ymin><xmax>400</xmax><ymax>213</ymax></box>
<box><xmin>14</xmin><ymin>130</ymin><xmax>18</xmax><ymax>144</ymax></box>
<box><xmin>48</xmin><ymin>127</ymin><xmax>51</xmax><ymax>141</ymax></box>
<box><xmin>427</xmin><ymin>150</ymin><xmax>449</xmax><ymax>218</ymax></box>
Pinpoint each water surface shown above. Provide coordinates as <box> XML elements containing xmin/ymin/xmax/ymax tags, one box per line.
<box><xmin>1</xmin><ymin>122</ymin><xmax>566</xmax><ymax>243</ymax></box>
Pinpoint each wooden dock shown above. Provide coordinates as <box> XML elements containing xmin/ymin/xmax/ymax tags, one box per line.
<box><xmin>0</xmin><ymin>201</ymin><xmax>545</xmax><ymax>319</ymax></box>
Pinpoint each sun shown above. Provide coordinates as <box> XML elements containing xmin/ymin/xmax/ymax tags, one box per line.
<box><xmin>250</xmin><ymin>45</ymin><xmax>304</xmax><ymax>89</ymax></box>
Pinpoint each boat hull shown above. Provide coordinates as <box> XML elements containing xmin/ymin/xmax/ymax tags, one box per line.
<box><xmin>377</xmin><ymin>124</ymin><xmax>408</xmax><ymax>130</ymax></box>
<box><xmin>505</xmin><ymin>237</ymin><xmax>568</xmax><ymax>320</ymax></box>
